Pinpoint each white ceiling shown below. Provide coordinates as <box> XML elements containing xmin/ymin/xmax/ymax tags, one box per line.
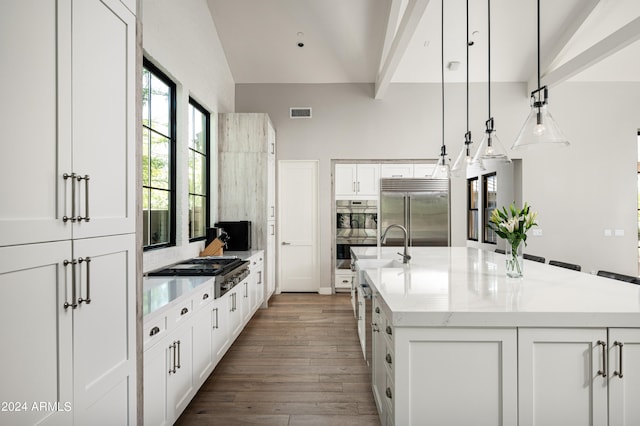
<box><xmin>207</xmin><ymin>0</ymin><xmax>640</xmax><ymax>89</ymax></box>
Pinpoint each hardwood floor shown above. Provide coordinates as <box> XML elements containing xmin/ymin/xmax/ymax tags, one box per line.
<box><xmin>175</xmin><ymin>293</ymin><xmax>381</xmax><ymax>426</ymax></box>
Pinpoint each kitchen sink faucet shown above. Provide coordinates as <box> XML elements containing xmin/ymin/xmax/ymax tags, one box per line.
<box><xmin>380</xmin><ymin>224</ymin><xmax>411</xmax><ymax>264</ymax></box>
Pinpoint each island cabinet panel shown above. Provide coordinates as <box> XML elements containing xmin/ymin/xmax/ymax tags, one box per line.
<box><xmin>518</xmin><ymin>328</ymin><xmax>608</xmax><ymax>426</ymax></box>
<box><xmin>608</xmin><ymin>328</ymin><xmax>640</xmax><ymax>426</ymax></box>
<box><xmin>393</xmin><ymin>328</ymin><xmax>518</xmax><ymax>426</ymax></box>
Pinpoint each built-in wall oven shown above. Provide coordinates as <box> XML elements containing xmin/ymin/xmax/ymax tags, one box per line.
<box><xmin>336</xmin><ymin>200</ymin><xmax>378</xmax><ymax>269</ymax></box>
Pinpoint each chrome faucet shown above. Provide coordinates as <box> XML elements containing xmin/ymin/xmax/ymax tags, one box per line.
<box><xmin>380</xmin><ymin>224</ymin><xmax>411</xmax><ymax>264</ymax></box>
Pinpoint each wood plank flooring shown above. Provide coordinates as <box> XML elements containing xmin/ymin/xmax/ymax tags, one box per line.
<box><xmin>175</xmin><ymin>293</ymin><xmax>380</xmax><ymax>426</ymax></box>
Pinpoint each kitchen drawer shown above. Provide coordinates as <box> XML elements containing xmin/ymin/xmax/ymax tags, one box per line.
<box><xmin>384</xmin><ymin>342</ymin><xmax>394</xmax><ymax>376</ymax></box>
<box><xmin>335</xmin><ymin>270</ymin><xmax>354</xmax><ymax>290</ymax></box>
<box><xmin>143</xmin><ymin>315</ymin><xmax>167</xmax><ymax>350</ymax></box>
<box><xmin>167</xmin><ymin>298</ymin><xmax>194</xmax><ymax>328</ymax></box>
<box><xmin>384</xmin><ymin>371</ymin><xmax>394</xmax><ymax>418</ymax></box>
<box><xmin>193</xmin><ymin>283</ymin><xmax>213</xmax><ymax>310</ymax></box>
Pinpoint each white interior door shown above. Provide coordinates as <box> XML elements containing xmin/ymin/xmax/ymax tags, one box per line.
<box><xmin>278</xmin><ymin>161</ymin><xmax>319</xmax><ymax>292</ymax></box>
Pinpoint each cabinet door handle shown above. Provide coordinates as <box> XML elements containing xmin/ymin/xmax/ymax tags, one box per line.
<box><xmin>386</xmin><ymin>353</ymin><xmax>392</xmax><ymax>365</ymax></box>
<box><xmin>149</xmin><ymin>326</ymin><xmax>160</xmax><ymax>337</ymax></box>
<box><xmin>271</xmin><ymin>206</ymin><xmax>275</xmax><ymax>218</ymax></box>
<box><xmin>613</xmin><ymin>341</ymin><xmax>624</xmax><ymax>378</ymax></box>
<box><xmin>62</xmin><ymin>173</ymin><xmax>77</xmax><ymax>222</ymax></box>
<box><xmin>385</xmin><ymin>387</ymin><xmax>392</xmax><ymax>399</ymax></box>
<box><xmin>181</xmin><ymin>307</ymin><xmax>189</xmax><ymax>316</ymax></box>
<box><xmin>375</xmin><ymin>307</ymin><xmax>380</xmax><ymax>314</ymax></box>
<box><xmin>357</xmin><ymin>182</ymin><xmax>360</xmax><ymax>192</ymax></box>
<box><xmin>371</xmin><ymin>322</ymin><xmax>379</xmax><ymax>333</ymax></box>
<box><xmin>176</xmin><ymin>340</ymin><xmax>181</xmax><ymax>369</ymax></box>
<box><xmin>76</xmin><ymin>174</ymin><xmax>90</xmax><ymax>222</ymax></box>
<box><xmin>213</xmin><ymin>308</ymin><xmax>218</xmax><ymax>329</ymax></box>
<box><xmin>597</xmin><ymin>340</ymin><xmax>607</xmax><ymax>377</ymax></box>
<box><xmin>271</xmin><ymin>142</ymin><xmax>275</xmax><ymax>155</ymax></box>
<box><xmin>63</xmin><ymin>259</ymin><xmax>78</xmax><ymax>309</ymax></box>
<box><xmin>270</xmin><ymin>224</ymin><xmax>275</xmax><ymax>236</ymax></box>
<box><xmin>169</xmin><ymin>342</ymin><xmax>176</xmax><ymax>374</ymax></box>
<box><xmin>352</xmin><ymin>182</ymin><xmax>356</xmax><ymax>193</ymax></box>
<box><xmin>77</xmin><ymin>257</ymin><xmax>91</xmax><ymax>304</ymax></box>
<box><xmin>386</xmin><ymin>326</ymin><xmax>393</xmax><ymax>336</ymax></box>
<box><xmin>258</xmin><ymin>271</ymin><xmax>262</xmax><ymax>285</ymax></box>
<box><xmin>202</xmin><ymin>293</ymin><xmax>209</xmax><ymax>300</ymax></box>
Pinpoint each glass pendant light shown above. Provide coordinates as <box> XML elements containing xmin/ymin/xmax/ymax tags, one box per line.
<box><xmin>512</xmin><ymin>0</ymin><xmax>569</xmax><ymax>149</ymax></box>
<box><xmin>471</xmin><ymin>0</ymin><xmax>511</xmax><ymax>167</ymax></box>
<box><xmin>431</xmin><ymin>0</ymin><xmax>451</xmax><ymax>179</ymax></box>
<box><xmin>451</xmin><ymin>0</ymin><xmax>478</xmax><ymax>177</ymax></box>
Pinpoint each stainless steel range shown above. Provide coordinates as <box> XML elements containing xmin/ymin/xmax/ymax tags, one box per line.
<box><xmin>147</xmin><ymin>256</ymin><xmax>250</xmax><ymax>298</ymax></box>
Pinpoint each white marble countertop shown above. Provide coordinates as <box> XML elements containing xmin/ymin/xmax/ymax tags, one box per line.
<box><xmin>143</xmin><ymin>276</ymin><xmax>213</xmax><ymax>316</ymax></box>
<box><xmin>353</xmin><ymin>247</ymin><xmax>640</xmax><ymax>327</ymax></box>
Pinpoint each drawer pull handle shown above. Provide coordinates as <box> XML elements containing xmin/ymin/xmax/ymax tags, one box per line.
<box><xmin>386</xmin><ymin>353</ymin><xmax>392</xmax><ymax>365</ymax></box>
<box><xmin>386</xmin><ymin>326</ymin><xmax>393</xmax><ymax>336</ymax></box>
<box><xmin>149</xmin><ymin>326</ymin><xmax>160</xmax><ymax>336</ymax></box>
<box><xmin>202</xmin><ymin>293</ymin><xmax>209</xmax><ymax>300</ymax></box>
<box><xmin>385</xmin><ymin>387</ymin><xmax>392</xmax><ymax>399</ymax></box>
<box><xmin>614</xmin><ymin>341</ymin><xmax>624</xmax><ymax>378</ymax></box>
<box><xmin>597</xmin><ymin>340</ymin><xmax>607</xmax><ymax>377</ymax></box>
<box><xmin>181</xmin><ymin>307</ymin><xmax>189</xmax><ymax>316</ymax></box>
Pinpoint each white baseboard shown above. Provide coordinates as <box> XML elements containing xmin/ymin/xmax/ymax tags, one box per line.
<box><xmin>318</xmin><ymin>287</ymin><xmax>332</xmax><ymax>295</ymax></box>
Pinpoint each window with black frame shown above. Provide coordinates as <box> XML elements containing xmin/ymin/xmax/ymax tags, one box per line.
<box><xmin>468</xmin><ymin>177</ymin><xmax>479</xmax><ymax>241</ymax></box>
<box><xmin>188</xmin><ymin>98</ymin><xmax>210</xmax><ymax>241</ymax></box>
<box><xmin>484</xmin><ymin>173</ymin><xmax>497</xmax><ymax>243</ymax></box>
<box><xmin>142</xmin><ymin>59</ymin><xmax>176</xmax><ymax>249</ymax></box>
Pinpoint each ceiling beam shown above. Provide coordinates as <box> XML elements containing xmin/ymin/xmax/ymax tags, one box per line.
<box><xmin>375</xmin><ymin>0</ymin><xmax>431</xmax><ymax>100</ymax></box>
<box><xmin>378</xmin><ymin>0</ymin><xmax>405</xmax><ymax>74</ymax></box>
<box><xmin>527</xmin><ymin>0</ymin><xmax>600</xmax><ymax>93</ymax></box>
<box><xmin>541</xmin><ymin>15</ymin><xmax>640</xmax><ymax>88</ymax></box>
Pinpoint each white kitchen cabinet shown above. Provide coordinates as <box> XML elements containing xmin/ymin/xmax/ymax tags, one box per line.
<box><xmin>0</xmin><ymin>241</ymin><xmax>73</xmax><ymax>426</ymax></box>
<box><xmin>0</xmin><ymin>234</ymin><xmax>137</xmax><ymax>426</ymax></box>
<box><xmin>211</xmin><ymin>296</ymin><xmax>230</xmax><ymax>364</ymax></box>
<box><xmin>249</xmin><ymin>252</ymin><xmax>265</xmax><ymax>313</ymax></box>
<box><xmin>143</xmin><ymin>336</ymin><xmax>170</xmax><ymax>426</ymax></box>
<box><xmin>518</xmin><ymin>328</ymin><xmax>608</xmax><ymax>426</ymax></box>
<box><xmin>335</xmin><ymin>163</ymin><xmax>380</xmax><ymax>199</ymax></box>
<box><xmin>166</xmin><ymin>324</ymin><xmax>194</xmax><ymax>423</ymax></box>
<box><xmin>219</xmin><ymin>114</ymin><xmax>277</xmax><ymax>301</ymax></box>
<box><xmin>412</xmin><ymin>163</ymin><xmax>436</xmax><ymax>178</ymax></box>
<box><xmin>380</xmin><ymin>164</ymin><xmax>414</xmax><ymax>178</ymax></box>
<box><xmin>389</xmin><ymin>326</ymin><xmax>518</xmax><ymax>426</ymax></box>
<box><xmin>192</xmin><ymin>286</ymin><xmax>215</xmax><ymax>388</ymax></box>
<box><xmin>1</xmin><ymin>2</ymin><xmax>137</xmax><ymax>423</ymax></box>
<box><xmin>609</xmin><ymin>328</ymin><xmax>640</xmax><ymax>425</ymax></box>
<box><xmin>0</xmin><ymin>0</ymin><xmax>135</xmax><ymax>247</ymax></box>
<box><xmin>228</xmin><ymin>288</ymin><xmax>244</xmax><ymax>340</ymax></box>
<box><xmin>335</xmin><ymin>269</ymin><xmax>354</xmax><ymax>291</ymax></box>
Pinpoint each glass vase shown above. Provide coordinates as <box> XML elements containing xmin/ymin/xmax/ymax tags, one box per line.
<box><xmin>505</xmin><ymin>240</ymin><xmax>524</xmax><ymax>278</ymax></box>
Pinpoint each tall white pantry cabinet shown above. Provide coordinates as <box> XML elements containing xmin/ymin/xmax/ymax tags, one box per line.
<box><xmin>0</xmin><ymin>0</ymin><xmax>137</xmax><ymax>425</ymax></box>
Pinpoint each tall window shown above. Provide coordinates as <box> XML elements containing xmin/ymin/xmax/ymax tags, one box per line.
<box><xmin>142</xmin><ymin>59</ymin><xmax>176</xmax><ymax>249</ymax></box>
<box><xmin>188</xmin><ymin>99</ymin><xmax>210</xmax><ymax>241</ymax></box>
<box><xmin>483</xmin><ymin>173</ymin><xmax>497</xmax><ymax>244</ymax></box>
<box><xmin>468</xmin><ymin>177</ymin><xmax>479</xmax><ymax>241</ymax></box>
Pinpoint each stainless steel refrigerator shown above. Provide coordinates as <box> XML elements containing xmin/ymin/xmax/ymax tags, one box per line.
<box><xmin>379</xmin><ymin>178</ymin><xmax>450</xmax><ymax>246</ymax></box>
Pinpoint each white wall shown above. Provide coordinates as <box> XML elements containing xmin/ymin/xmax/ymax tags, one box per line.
<box><xmin>236</xmin><ymin>82</ymin><xmax>529</xmax><ymax>292</ymax></box>
<box><xmin>237</xmin><ymin>81</ymin><xmax>640</xmax><ymax>291</ymax></box>
<box><xmin>141</xmin><ymin>0</ymin><xmax>235</xmax><ymax>272</ymax></box>
<box><xmin>519</xmin><ymin>82</ymin><xmax>640</xmax><ymax>275</ymax></box>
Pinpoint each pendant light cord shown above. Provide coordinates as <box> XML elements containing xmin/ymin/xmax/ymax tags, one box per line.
<box><xmin>466</xmin><ymin>0</ymin><xmax>469</xmax><ymax>134</ymax></box>
<box><xmin>537</xmin><ymin>0</ymin><xmax>541</xmax><ymax>96</ymax></box>
<box><xmin>441</xmin><ymin>0</ymin><xmax>445</xmax><ymax>155</ymax></box>
<box><xmin>487</xmin><ymin>0</ymin><xmax>491</xmax><ymax>121</ymax></box>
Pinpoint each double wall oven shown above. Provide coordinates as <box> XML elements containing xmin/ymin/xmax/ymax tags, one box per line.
<box><xmin>335</xmin><ymin>200</ymin><xmax>378</xmax><ymax>269</ymax></box>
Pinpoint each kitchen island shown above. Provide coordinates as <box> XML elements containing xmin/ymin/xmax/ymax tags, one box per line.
<box><xmin>352</xmin><ymin>247</ymin><xmax>640</xmax><ymax>426</ymax></box>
